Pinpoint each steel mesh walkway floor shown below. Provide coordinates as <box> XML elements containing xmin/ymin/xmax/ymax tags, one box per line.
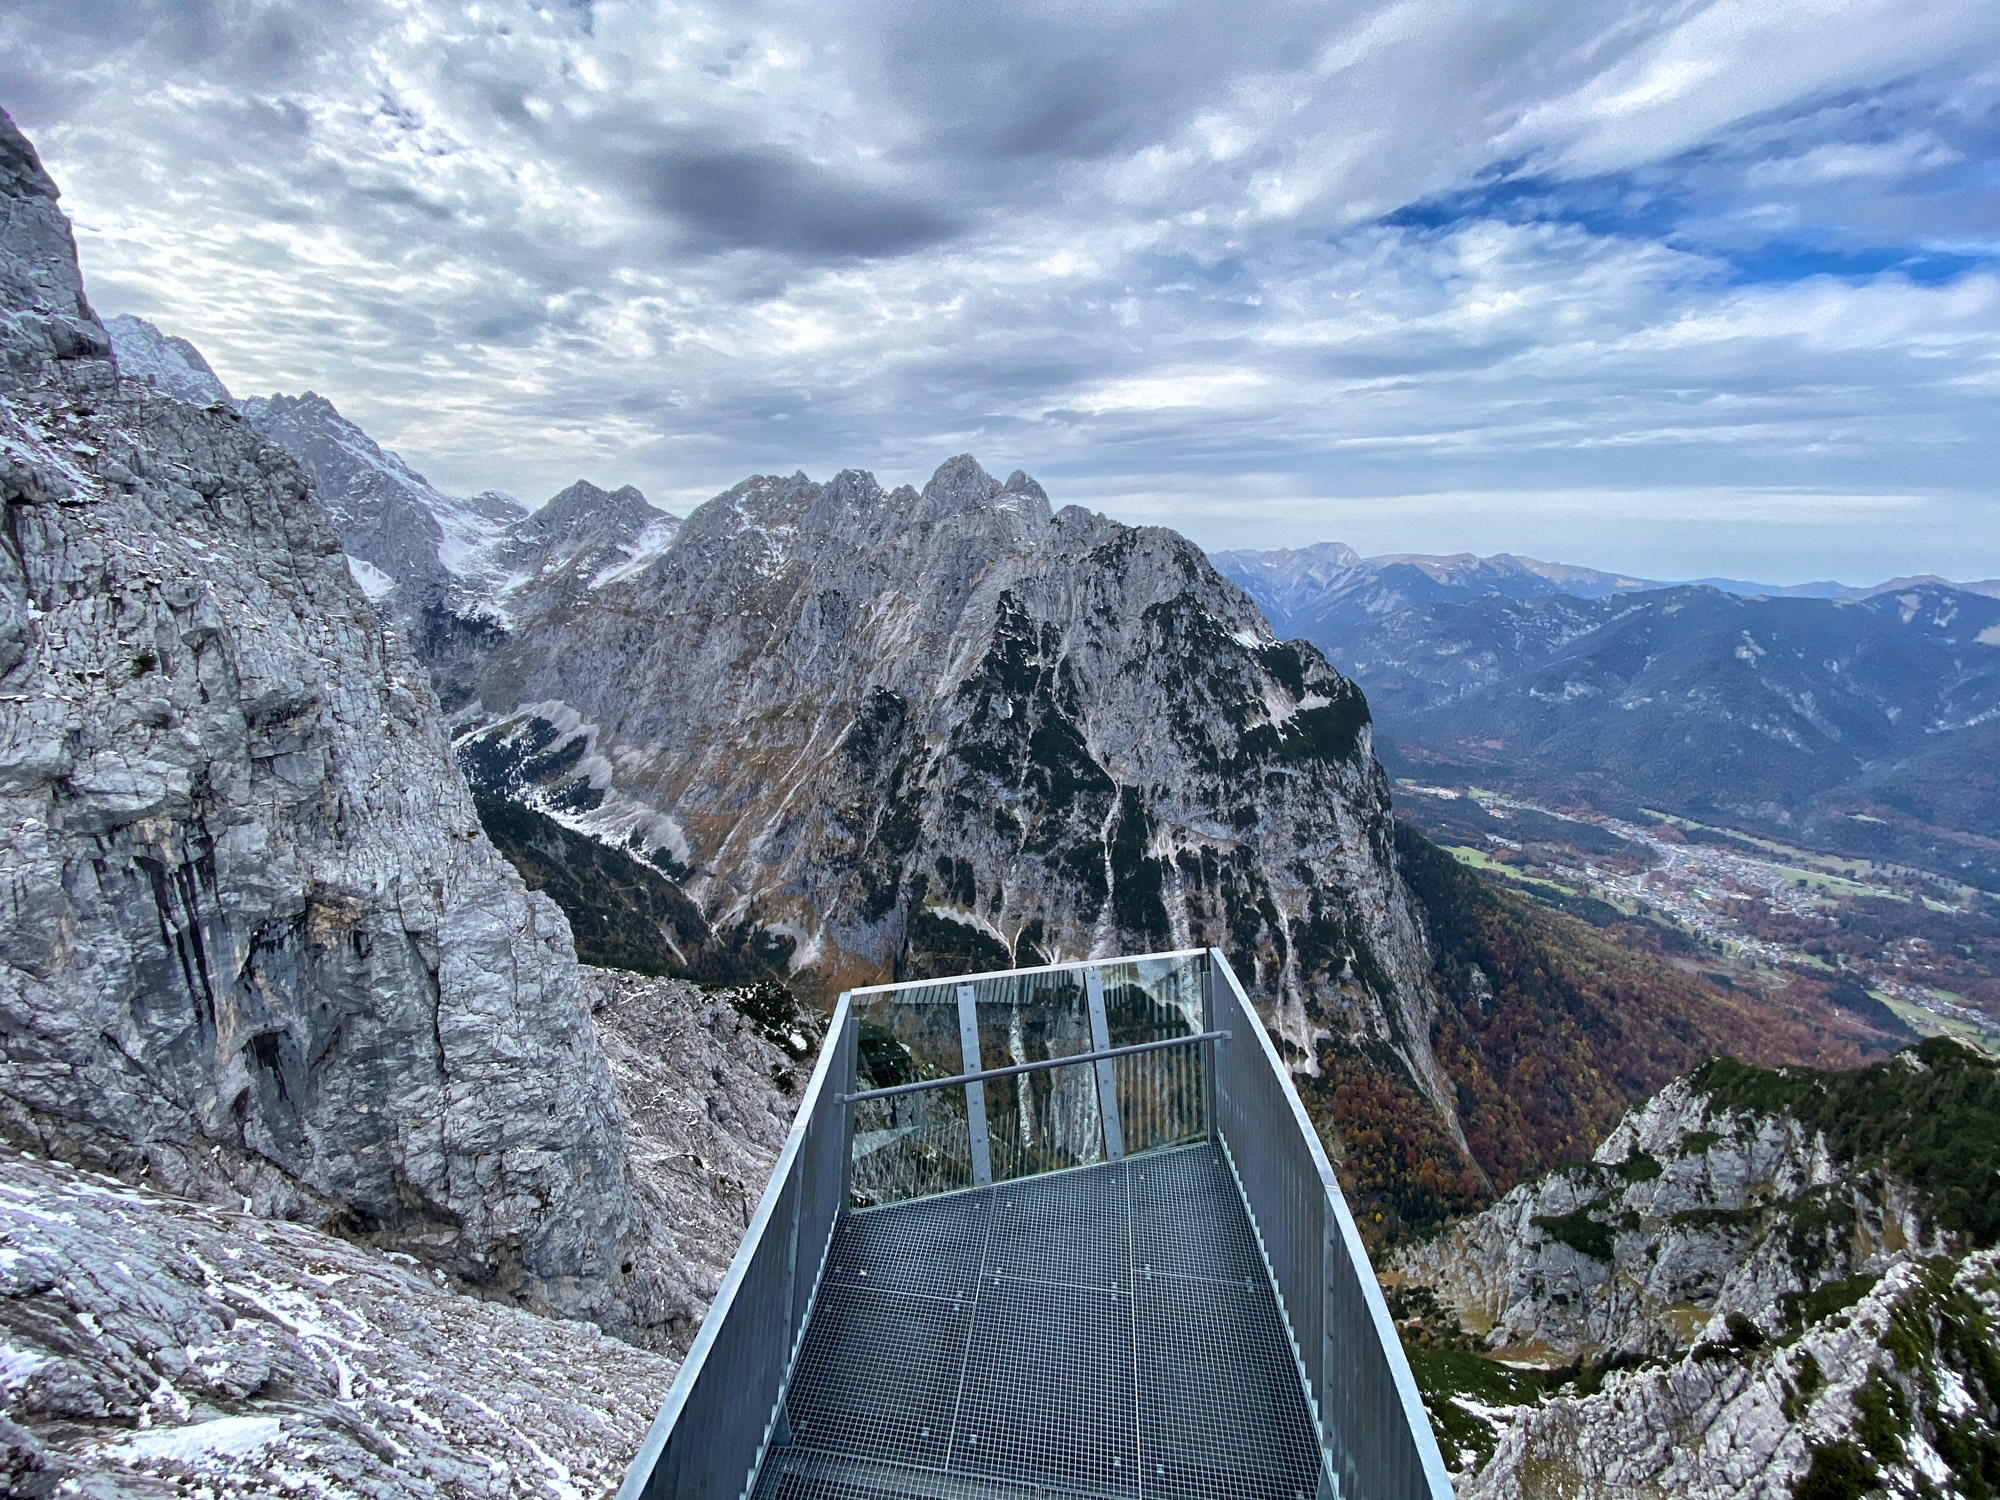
<box><xmin>753</xmin><ymin>1144</ymin><xmax>1325</xmax><ymax>1500</ymax></box>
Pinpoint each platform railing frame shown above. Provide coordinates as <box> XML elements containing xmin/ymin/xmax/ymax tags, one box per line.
<box><xmin>1209</xmin><ymin>949</ymin><xmax>1455</xmax><ymax>1500</ymax></box>
<box><xmin>617</xmin><ymin>947</ymin><xmax>1453</xmax><ymax>1500</ymax></box>
<box><xmin>614</xmin><ymin>998</ymin><xmax>856</xmax><ymax>1500</ymax></box>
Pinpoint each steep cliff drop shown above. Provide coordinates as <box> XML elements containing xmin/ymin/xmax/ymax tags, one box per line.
<box><xmin>0</xmin><ymin>107</ymin><xmax>675</xmax><ymax>1341</ymax></box>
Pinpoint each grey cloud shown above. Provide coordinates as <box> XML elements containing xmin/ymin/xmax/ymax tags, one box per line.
<box><xmin>638</xmin><ymin>146</ymin><xmax>962</xmax><ymax>260</ymax></box>
<box><xmin>7</xmin><ymin>0</ymin><xmax>1998</xmax><ymax>581</ymax></box>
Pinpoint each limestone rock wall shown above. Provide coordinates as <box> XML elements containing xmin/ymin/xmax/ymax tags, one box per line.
<box><xmin>0</xmin><ymin>105</ymin><xmax>667</xmax><ymax>1339</ymax></box>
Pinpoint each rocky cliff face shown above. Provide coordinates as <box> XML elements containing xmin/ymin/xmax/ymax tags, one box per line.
<box><xmin>444</xmin><ymin>459</ymin><xmax>1460</xmax><ymax>1130</ymax></box>
<box><xmin>1391</xmin><ymin>1039</ymin><xmax>2000</xmax><ymax>1494</ymax></box>
<box><xmin>0</xmin><ymin>968</ymin><xmax>794</xmax><ymax>1496</ymax></box>
<box><xmin>1393</xmin><ymin>1068</ymin><xmax>1942</xmax><ymax>1366</ymax></box>
<box><xmin>0</xmin><ymin>121</ymin><xmax>114</xmax><ymax>397</ymax></box>
<box><xmin>236</xmin><ymin>391</ymin><xmax>527</xmax><ymax>617</ymax></box>
<box><xmin>102</xmin><ymin>313</ymin><xmax>235</xmax><ymax>409</ymax></box>
<box><xmin>0</xmin><ymin>105</ymin><xmax>678</xmax><ymax>1340</ymax></box>
<box><xmin>1465</xmin><ymin>1249</ymin><xmax>1999</xmax><ymax>1500</ymax></box>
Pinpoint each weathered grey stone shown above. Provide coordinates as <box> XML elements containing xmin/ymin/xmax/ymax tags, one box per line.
<box><xmin>1458</xmin><ymin>1250</ymin><xmax>2000</xmax><ymax>1500</ymax></box>
<box><xmin>0</xmin><ymin>112</ymin><xmax>114</xmax><ymax>397</ymax></box>
<box><xmin>0</xmin><ymin>104</ymin><xmax>684</xmax><ymax>1342</ymax></box>
<box><xmin>103</xmin><ymin>315</ymin><xmax>234</xmax><ymax>408</ymax></box>
<box><xmin>0</xmin><ymin>1147</ymin><xmax>679</xmax><ymax>1499</ymax></box>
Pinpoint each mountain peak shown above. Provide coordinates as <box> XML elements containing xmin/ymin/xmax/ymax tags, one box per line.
<box><xmin>916</xmin><ymin>454</ymin><xmax>1053</xmax><ymax>529</ymax></box>
<box><xmin>104</xmin><ymin>313</ymin><xmax>233</xmax><ymax>407</ymax></box>
<box><xmin>521</xmin><ymin>478</ymin><xmax>666</xmax><ymax>544</ymax></box>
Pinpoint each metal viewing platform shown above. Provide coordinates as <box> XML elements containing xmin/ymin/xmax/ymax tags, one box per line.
<box><xmin>617</xmin><ymin>950</ymin><xmax>1451</xmax><ymax>1500</ymax></box>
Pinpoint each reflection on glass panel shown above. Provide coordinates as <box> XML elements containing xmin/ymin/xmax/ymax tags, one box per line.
<box><xmin>983</xmin><ymin>1059</ymin><xmax>1106</xmax><ymax>1185</ymax></box>
<box><xmin>849</xmin><ymin>1087</ymin><xmax>973</xmax><ymax>1206</ymax></box>
<box><xmin>845</xmin><ymin>951</ymin><xmax>1212</xmax><ymax>1207</ymax></box>
<box><xmin>1113</xmin><ymin>1042</ymin><xmax>1206</xmax><ymax>1156</ymax></box>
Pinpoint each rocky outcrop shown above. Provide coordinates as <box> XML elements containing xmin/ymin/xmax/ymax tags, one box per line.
<box><xmin>0</xmin><ymin>117</ymin><xmax>114</xmax><ymax>396</ymax></box>
<box><xmin>1392</xmin><ymin>1069</ymin><xmax>1941</xmax><ymax>1364</ymax></box>
<box><xmin>0</xmin><ymin>104</ymin><xmax>673</xmax><ymax>1339</ymax></box>
<box><xmin>1461</xmin><ymin>1250</ymin><xmax>2000</xmax><ymax>1500</ymax></box>
<box><xmin>0</xmin><ymin>1146</ymin><xmax>679</xmax><ymax>1499</ymax></box>
<box><xmin>0</xmin><ymin>966</ymin><xmax>796</xmax><ymax>1495</ymax></box>
<box><xmin>104</xmin><ymin>314</ymin><xmax>235</xmax><ymax>408</ymax></box>
<box><xmin>1393</xmin><ymin>1040</ymin><xmax>2000</xmax><ymax>1492</ymax></box>
<box><xmin>585</xmin><ymin>968</ymin><xmax>810</xmax><ymax>1343</ymax></box>
<box><xmin>446</xmin><ymin>458</ymin><xmax>1460</xmax><ymax>1130</ymax></box>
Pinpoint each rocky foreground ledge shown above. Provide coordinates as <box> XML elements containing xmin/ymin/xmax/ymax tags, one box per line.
<box><xmin>0</xmin><ymin>1146</ymin><xmax>674</xmax><ymax>1499</ymax></box>
<box><xmin>0</xmin><ymin>969</ymin><xmax>797</xmax><ymax>1498</ymax></box>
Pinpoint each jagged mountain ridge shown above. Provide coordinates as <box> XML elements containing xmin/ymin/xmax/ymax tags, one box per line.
<box><xmin>98</xmin><ymin>310</ymin><xmax>1474</xmax><ymax>1173</ymax></box>
<box><xmin>235</xmin><ymin>391</ymin><xmax>528</xmax><ymax>614</ymax></box>
<box><xmin>101</xmin><ymin>317</ymin><xmax>686</xmax><ymax>628</ymax></box>
<box><xmin>455</xmin><ymin>477</ymin><xmax>681</xmax><ymax>623</ymax></box>
<box><xmin>443</xmin><ymin>458</ymin><xmax>1466</xmax><ymax>1132</ymax></box>
<box><xmin>1390</xmin><ymin>1039</ymin><xmax>2000</xmax><ymax>1495</ymax></box>
<box><xmin>102</xmin><ymin>313</ymin><xmax>233</xmax><ymax>408</ymax></box>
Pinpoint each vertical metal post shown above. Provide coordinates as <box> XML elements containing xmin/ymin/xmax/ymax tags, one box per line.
<box><xmin>1200</xmin><ymin>951</ymin><xmax>1220</xmax><ymax>1143</ymax></box>
<box><xmin>836</xmin><ymin>995</ymin><xmax>857</xmax><ymax>1212</ymax></box>
<box><xmin>957</xmin><ymin>984</ymin><xmax>993</xmax><ymax>1186</ymax></box>
<box><xmin>1083</xmin><ymin>969</ymin><xmax>1126</xmax><ymax>1161</ymax></box>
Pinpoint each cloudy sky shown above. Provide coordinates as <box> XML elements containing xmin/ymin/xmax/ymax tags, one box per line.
<box><xmin>5</xmin><ymin>0</ymin><xmax>1997</xmax><ymax>582</ymax></box>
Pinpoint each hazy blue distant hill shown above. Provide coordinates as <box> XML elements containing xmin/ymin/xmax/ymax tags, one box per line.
<box><xmin>1213</xmin><ymin>545</ymin><xmax>1657</xmax><ymax>642</ymax></box>
<box><xmin>1319</xmin><ymin>582</ymin><xmax>2000</xmax><ymax>885</ymax></box>
<box><xmin>1216</xmin><ymin>544</ymin><xmax>2000</xmax><ymax>641</ymax></box>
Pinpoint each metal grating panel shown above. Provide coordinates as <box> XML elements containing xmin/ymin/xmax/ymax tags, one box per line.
<box><xmin>827</xmin><ymin>1190</ymin><xmax>995</xmax><ymax>1299</ymax></box>
<box><xmin>781</xmin><ymin>1282</ymin><xmax>971</xmax><ymax>1470</ymax></box>
<box><xmin>984</xmin><ymin>1161</ymin><xmax>1129</xmax><ymax>1292</ymax></box>
<box><xmin>756</xmin><ymin>1143</ymin><xmax>1323</xmax><ymax>1500</ymax></box>
<box><xmin>1129</xmin><ymin>1147</ymin><xmax>1265</xmax><ymax>1285</ymax></box>
<box><xmin>1136</xmin><ymin>1277</ymin><xmax>1325</xmax><ymax>1500</ymax></box>
<box><xmin>953</xmin><ymin>1276</ymin><xmax>1137</xmax><ymax>1494</ymax></box>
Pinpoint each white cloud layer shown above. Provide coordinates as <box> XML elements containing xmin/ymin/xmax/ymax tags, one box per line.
<box><xmin>3</xmin><ymin>0</ymin><xmax>1995</xmax><ymax>582</ymax></box>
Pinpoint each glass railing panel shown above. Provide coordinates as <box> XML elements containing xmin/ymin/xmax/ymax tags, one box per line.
<box><xmin>848</xmin><ymin>1081</ymin><xmax>975</xmax><ymax>1207</ymax></box>
<box><xmin>982</xmin><ymin>1057</ymin><xmax>1107</xmax><ymax>1183</ymax></box>
<box><xmin>1094</xmin><ymin>953</ymin><xmax>1207</xmax><ymax>1045</ymax></box>
<box><xmin>1112</xmin><ymin>1040</ymin><xmax>1207</xmax><ymax>1156</ymax></box>
<box><xmin>844</xmin><ymin>951</ymin><xmax>1212</xmax><ymax>1205</ymax></box>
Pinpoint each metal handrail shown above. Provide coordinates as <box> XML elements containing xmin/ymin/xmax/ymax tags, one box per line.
<box><xmin>1208</xmin><ymin>948</ymin><xmax>1454</xmax><ymax>1500</ymax></box>
<box><xmin>840</xmin><ymin>947</ymin><xmax>1210</xmax><ymax>997</ymax></box>
<box><xmin>838</xmin><ymin>1029</ymin><xmax>1229</xmax><ymax>1102</ymax></box>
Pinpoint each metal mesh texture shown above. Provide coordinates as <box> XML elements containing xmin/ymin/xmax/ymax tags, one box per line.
<box><xmin>760</xmin><ymin>1144</ymin><xmax>1325</xmax><ymax>1500</ymax></box>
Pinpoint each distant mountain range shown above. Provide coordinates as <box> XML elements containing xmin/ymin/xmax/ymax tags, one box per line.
<box><xmin>1216</xmin><ymin>541</ymin><xmax>2000</xmax><ymax>643</ymax></box>
<box><xmin>1219</xmin><ymin>542</ymin><xmax>2000</xmax><ymax>887</ymax></box>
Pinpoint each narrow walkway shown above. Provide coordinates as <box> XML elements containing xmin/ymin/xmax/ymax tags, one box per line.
<box><xmin>754</xmin><ymin>1144</ymin><xmax>1324</xmax><ymax>1500</ymax></box>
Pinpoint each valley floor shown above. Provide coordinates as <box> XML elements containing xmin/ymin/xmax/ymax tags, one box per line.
<box><xmin>1395</xmin><ymin>781</ymin><xmax>2000</xmax><ymax>1056</ymax></box>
